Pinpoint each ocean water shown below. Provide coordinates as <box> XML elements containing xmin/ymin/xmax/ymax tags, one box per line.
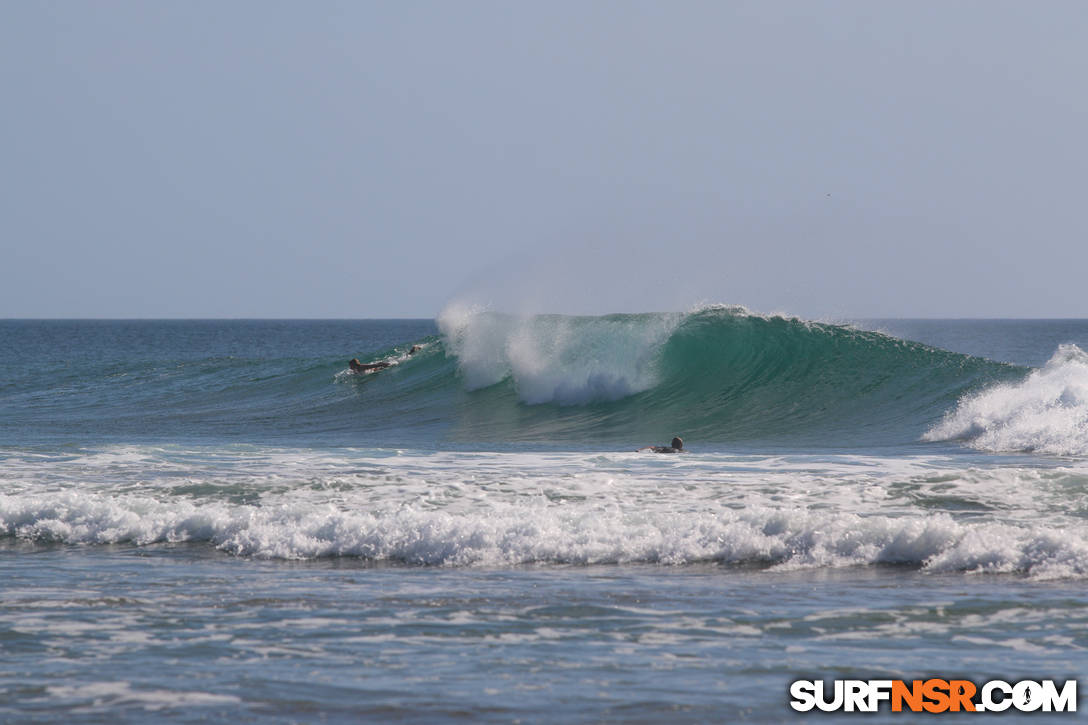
<box><xmin>2</xmin><ymin>310</ymin><xmax>1088</xmax><ymax>722</ymax></box>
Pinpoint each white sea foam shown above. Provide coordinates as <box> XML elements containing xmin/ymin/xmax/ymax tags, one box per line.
<box><xmin>436</xmin><ymin>303</ymin><xmax>682</xmax><ymax>404</ymax></box>
<box><xmin>3</xmin><ymin>489</ymin><xmax>1088</xmax><ymax>577</ymax></box>
<box><xmin>925</xmin><ymin>344</ymin><xmax>1088</xmax><ymax>456</ymax></box>
<box><xmin>5</xmin><ymin>445</ymin><xmax>1087</xmax><ymax>575</ymax></box>
<box><xmin>45</xmin><ymin>682</ymin><xmax>241</xmax><ymax>711</ymax></box>
<box><xmin>4</xmin><ymin>445</ymin><xmax>1088</xmax><ymax>577</ymax></box>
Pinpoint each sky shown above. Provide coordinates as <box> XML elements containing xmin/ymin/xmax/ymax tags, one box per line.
<box><xmin>2</xmin><ymin>1</ymin><xmax>1086</xmax><ymax>319</ymax></box>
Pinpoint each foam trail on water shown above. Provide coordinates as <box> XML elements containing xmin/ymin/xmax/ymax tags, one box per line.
<box><xmin>925</xmin><ymin>344</ymin><xmax>1088</xmax><ymax>456</ymax></box>
<box><xmin>437</xmin><ymin>304</ymin><xmax>682</xmax><ymax>404</ymax></box>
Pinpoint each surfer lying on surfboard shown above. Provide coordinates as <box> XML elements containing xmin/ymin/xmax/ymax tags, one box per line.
<box><xmin>349</xmin><ymin>358</ymin><xmax>391</xmax><ymax>373</ymax></box>
<box><xmin>348</xmin><ymin>345</ymin><xmax>423</xmax><ymax>374</ymax></box>
<box><xmin>638</xmin><ymin>437</ymin><xmax>685</xmax><ymax>453</ymax></box>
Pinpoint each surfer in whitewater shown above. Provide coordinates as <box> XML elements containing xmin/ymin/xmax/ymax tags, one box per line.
<box><xmin>638</xmin><ymin>437</ymin><xmax>685</xmax><ymax>454</ymax></box>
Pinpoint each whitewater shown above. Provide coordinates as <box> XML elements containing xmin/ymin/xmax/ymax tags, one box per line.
<box><xmin>2</xmin><ymin>310</ymin><xmax>1088</xmax><ymax>722</ymax></box>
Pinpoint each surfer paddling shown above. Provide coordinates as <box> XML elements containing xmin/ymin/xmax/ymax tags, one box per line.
<box><xmin>638</xmin><ymin>437</ymin><xmax>685</xmax><ymax>454</ymax></box>
<box><xmin>348</xmin><ymin>345</ymin><xmax>423</xmax><ymax>374</ymax></box>
<box><xmin>349</xmin><ymin>358</ymin><xmax>391</xmax><ymax>373</ymax></box>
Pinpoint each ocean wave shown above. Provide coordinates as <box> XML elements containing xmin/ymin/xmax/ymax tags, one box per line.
<box><xmin>437</xmin><ymin>303</ymin><xmax>682</xmax><ymax>404</ymax></box>
<box><xmin>1</xmin><ymin>308</ymin><xmax>1026</xmax><ymax>447</ymax></box>
<box><xmin>924</xmin><ymin>344</ymin><xmax>1088</xmax><ymax>456</ymax></box>
<box><xmin>3</xmin><ymin>491</ymin><xmax>1086</xmax><ymax>578</ymax></box>
<box><xmin>429</xmin><ymin>304</ymin><xmax>1019</xmax><ymax>444</ymax></box>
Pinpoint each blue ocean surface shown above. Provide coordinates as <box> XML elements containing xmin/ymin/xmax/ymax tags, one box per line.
<box><xmin>2</xmin><ymin>310</ymin><xmax>1088</xmax><ymax>722</ymax></box>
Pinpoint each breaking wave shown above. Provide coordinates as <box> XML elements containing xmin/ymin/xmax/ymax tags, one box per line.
<box><xmin>3</xmin><ymin>490</ymin><xmax>1086</xmax><ymax>577</ymax></box>
<box><xmin>428</xmin><ymin>305</ymin><xmax>1021</xmax><ymax>446</ymax></box>
<box><xmin>924</xmin><ymin>344</ymin><xmax>1088</xmax><ymax>456</ymax></box>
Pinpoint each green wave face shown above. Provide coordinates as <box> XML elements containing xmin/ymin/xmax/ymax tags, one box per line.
<box><xmin>429</xmin><ymin>307</ymin><xmax>1024</xmax><ymax>447</ymax></box>
<box><xmin>651</xmin><ymin>309</ymin><xmax>1018</xmax><ymax>444</ymax></box>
